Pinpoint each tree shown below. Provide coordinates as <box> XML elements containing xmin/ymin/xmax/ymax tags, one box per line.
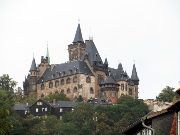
<box><xmin>76</xmin><ymin>95</ymin><xmax>83</xmax><ymax>102</ymax></box>
<box><xmin>0</xmin><ymin>74</ymin><xmax>17</xmax><ymax>91</ymax></box>
<box><xmin>156</xmin><ymin>86</ymin><xmax>180</xmax><ymax>102</ymax></box>
<box><xmin>44</xmin><ymin>92</ymin><xmax>70</xmax><ymax>102</ymax></box>
<box><xmin>0</xmin><ymin>89</ymin><xmax>15</xmax><ymax>134</ymax></box>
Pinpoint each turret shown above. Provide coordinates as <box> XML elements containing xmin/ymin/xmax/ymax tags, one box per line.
<box><xmin>29</xmin><ymin>57</ymin><xmax>37</xmax><ymax>76</ymax></box>
<box><xmin>131</xmin><ymin>64</ymin><xmax>139</xmax><ymax>85</ymax></box>
<box><xmin>68</xmin><ymin>23</ymin><xmax>86</xmax><ymax>61</ymax></box>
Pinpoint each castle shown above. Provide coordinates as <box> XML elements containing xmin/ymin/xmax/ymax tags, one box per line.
<box><xmin>23</xmin><ymin>23</ymin><xmax>139</xmax><ymax>102</ymax></box>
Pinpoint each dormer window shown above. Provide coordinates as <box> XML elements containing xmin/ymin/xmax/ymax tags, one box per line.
<box><xmin>59</xmin><ymin>72</ymin><xmax>61</xmax><ymax>77</ymax></box>
<box><xmin>69</xmin><ymin>69</ymin><xmax>73</xmax><ymax>75</ymax></box>
<box><xmin>52</xmin><ymin>74</ymin><xmax>55</xmax><ymax>78</ymax></box>
<box><xmin>62</xmin><ymin>71</ymin><xmax>65</xmax><ymax>76</ymax></box>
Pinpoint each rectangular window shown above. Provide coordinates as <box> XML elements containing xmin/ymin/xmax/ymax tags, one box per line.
<box><xmin>60</xmin><ymin>108</ymin><xmax>63</xmax><ymax>112</ymax></box>
<box><xmin>42</xmin><ymin>108</ymin><xmax>44</xmax><ymax>111</ymax></box>
<box><xmin>36</xmin><ymin>108</ymin><xmax>38</xmax><ymax>112</ymax></box>
<box><xmin>37</xmin><ymin>102</ymin><xmax>42</xmax><ymax>105</ymax></box>
<box><xmin>45</xmin><ymin>108</ymin><xmax>47</xmax><ymax>111</ymax></box>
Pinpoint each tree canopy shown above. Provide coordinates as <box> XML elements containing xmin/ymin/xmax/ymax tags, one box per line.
<box><xmin>156</xmin><ymin>86</ymin><xmax>180</xmax><ymax>102</ymax></box>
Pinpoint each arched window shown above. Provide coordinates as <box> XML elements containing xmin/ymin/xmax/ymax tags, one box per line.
<box><xmin>73</xmin><ymin>76</ymin><xmax>77</xmax><ymax>83</ymax></box>
<box><xmin>90</xmin><ymin>87</ymin><xmax>94</xmax><ymax>94</ymax></box>
<box><xmin>55</xmin><ymin>80</ymin><xmax>59</xmax><ymax>88</ymax></box>
<box><xmin>61</xmin><ymin>79</ymin><xmax>64</xmax><ymax>85</ymax></box>
<box><xmin>121</xmin><ymin>84</ymin><xmax>124</xmax><ymax>90</ymax></box>
<box><xmin>67</xmin><ymin>88</ymin><xmax>70</xmax><ymax>94</ymax></box>
<box><xmin>73</xmin><ymin>87</ymin><xmax>78</xmax><ymax>93</ymax></box>
<box><xmin>129</xmin><ymin>88</ymin><xmax>133</xmax><ymax>95</ymax></box>
<box><xmin>66</xmin><ymin>77</ymin><xmax>71</xmax><ymax>84</ymax></box>
<box><xmin>41</xmin><ymin>84</ymin><xmax>45</xmax><ymax>90</ymax></box>
<box><xmin>49</xmin><ymin>82</ymin><xmax>53</xmax><ymax>88</ymax></box>
<box><xmin>86</xmin><ymin>76</ymin><xmax>91</xmax><ymax>83</ymax></box>
<box><xmin>69</xmin><ymin>70</ymin><xmax>73</xmax><ymax>75</ymax></box>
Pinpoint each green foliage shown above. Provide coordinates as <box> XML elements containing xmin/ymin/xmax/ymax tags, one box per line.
<box><xmin>76</xmin><ymin>95</ymin><xmax>84</xmax><ymax>102</ymax></box>
<box><xmin>44</xmin><ymin>92</ymin><xmax>70</xmax><ymax>102</ymax></box>
<box><xmin>0</xmin><ymin>74</ymin><xmax>17</xmax><ymax>91</ymax></box>
<box><xmin>156</xmin><ymin>86</ymin><xmax>180</xmax><ymax>102</ymax></box>
<box><xmin>0</xmin><ymin>89</ymin><xmax>16</xmax><ymax>134</ymax></box>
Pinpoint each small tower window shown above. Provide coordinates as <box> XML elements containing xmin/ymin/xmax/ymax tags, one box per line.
<box><xmin>73</xmin><ymin>87</ymin><xmax>78</xmax><ymax>93</ymax></box>
<box><xmin>129</xmin><ymin>88</ymin><xmax>133</xmax><ymax>95</ymax></box>
<box><xmin>66</xmin><ymin>77</ymin><xmax>71</xmax><ymax>84</ymax></box>
<box><xmin>121</xmin><ymin>84</ymin><xmax>124</xmax><ymax>90</ymax></box>
<box><xmin>49</xmin><ymin>82</ymin><xmax>53</xmax><ymax>88</ymax></box>
<box><xmin>55</xmin><ymin>80</ymin><xmax>59</xmax><ymax>88</ymax></box>
<box><xmin>86</xmin><ymin>76</ymin><xmax>91</xmax><ymax>83</ymax></box>
<box><xmin>61</xmin><ymin>79</ymin><xmax>64</xmax><ymax>85</ymax></box>
<box><xmin>73</xmin><ymin>76</ymin><xmax>77</xmax><ymax>83</ymax></box>
<box><xmin>90</xmin><ymin>87</ymin><xmax>94</xmax><ymax>94</ymax></box>
<box><xmin>69</xmin><ymin>69</ymin><xmax>73</xmax><ymax>75</ymax></box>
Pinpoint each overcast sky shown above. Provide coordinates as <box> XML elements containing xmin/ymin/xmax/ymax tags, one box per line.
<box><xmin>0</xmin><ymin>0</ymin><xmax>179</xmax><ymax>99</ymax></box>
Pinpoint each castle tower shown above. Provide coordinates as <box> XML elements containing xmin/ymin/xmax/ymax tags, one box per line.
<box><xmin>131</xmin><ymin>64</ymin><xmax>139</xmax><ymax>98</ymax></box>
<box><xmin>68</xmin><ymin>23</ymin><xmax>86</xmax><ymax>61</ymax></box>
<box><xmin>29</xmin><ymin>57</ymin><xmax>37</xmax><ymax>76</ymax></box>
<box><xmin>24</xmin><ymin>57</ymin><xmax>38</xmax><ymax>96</ymax></box>
<box><xmin>99</xmin><ymin>74</ymin><xmax>119</xmax><ymax>103</ymax></box>
<box><xmin>38</xmin><ymin>45</ymin><xmax>51</xmax><ymax>77</ymax></box>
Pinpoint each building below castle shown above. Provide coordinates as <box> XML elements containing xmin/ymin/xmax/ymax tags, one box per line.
<box><xmin>23</xmin><ymin>23</ymin><xmax>139</xmax><ymax>102</ymax></box>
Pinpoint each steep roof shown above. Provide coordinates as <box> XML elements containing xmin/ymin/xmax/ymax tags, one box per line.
<box><xmin>101</xmin><ymin>76</ymin><xmax>118</xmax><ymax>85</ymax></box>
<box><xmin>13</xmin><ymin>103</ymin><xmax>29</xmax><ymax>111</ymax></box>
<box><xmin>30</xmin><ymin>58</ymin><xmax>37</xmax><ymax>71</ymax></box>
<box><xmin>38</xmin><ymin>60</ymin><xmax>93</xmax><ymax>83</ymax></box>
<box><xmin>73</xmin><ymin>23</ymin><xmax>84</xmax><ymax>43</ymax></box>
<box><xmin>131</xmin><ymin>64</ymin><xmax>139</xmax><ymax>81</ymax></box>
<box><xmin>52</xmin><ymin>101</ymin><xmax>77</xmax><ymax>108</ymax></box>
<box><xmin>85</xmin><ymin>40</ymin><xmax>103</xmax><ymax>65</ymax></box>
<box><xmin>108</xmin><ymin>66</ymin><xmax>129</xmax><ymax>81</ymax></box>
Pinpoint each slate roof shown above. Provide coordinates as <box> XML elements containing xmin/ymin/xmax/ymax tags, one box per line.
<box><xmin>84</xmin><ymin>40</ymin><xmax>103</xmax><ymax>66</ymax></box>
<box><xmin>100</xmin><ymin>76</ymin><xmax>118</xmax><ymax>85</ymax></box>
<box><xmin>30</xmin><ymin>58</ymin><xmax>37</xmax><ymax>71</ymax></box>
<box><xmin>52</xmin><ymin>101</ymin><xmax>77</xmax><ymax>108</ymax></box>
<box><xmin>13</xmin><ymin>103</ymin><xmax>29</xmax><ymax>111</ymax></box>
<box><xmin>38</xmin><ymin>60</ymin><xmax>93</xmax><ymax>83</ymax></box>
<box><xmin>73</xmin><ymin>23</ymin><xmax>84</xmax><ymax>43</ymax></box>
<box><xmin>131</xmin><ymin>64</ymin><xmax>139</xmax><ymax>81</ymax></box>
<box><xmin>108</xmin><ymin>67</ymin><xmax>129</xmax><ymax>81</ymax></box>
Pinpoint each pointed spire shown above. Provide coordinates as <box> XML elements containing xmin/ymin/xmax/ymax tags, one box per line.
<box><xmin>30</xmin><ymin>56</ymin><xmax>37</xmax><ymax>71</ymax></box>
<box><xmin>46</xmin><ymin>42</ymin><xmax>50</xmax><ymax>64</ymax></box>
<box><xmin>131</xmin><ymin>64</ymin><xmax>139</xmax><ymax>81</ymax></box>
<box><xmin>73</xmin><ymin>23</ymin><xmax>84</xmax><ymax>43</ymax></box>
<box><xmin>118</xmin><ymin>63</ymin><xmax>124</xmax><ymax>72</ymax></box>
<box><xmin>104</xmin><ymin>58</ymin><xmax>108</xmax><ymax>65</ymax></box>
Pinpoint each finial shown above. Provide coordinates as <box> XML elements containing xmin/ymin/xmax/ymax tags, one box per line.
<box><xmin>133</xmin><ymin>59</ymin><xmax>135</xmax><ymax>64</ymax></box>
<box><xmin>78</xmin><ymin>19</ymin><xmax>80</xmax><ymax>24</ymax></box>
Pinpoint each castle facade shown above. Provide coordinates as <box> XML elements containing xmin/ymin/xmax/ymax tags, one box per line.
<box><xmin>23</xmin><ymin>24</ymin><xmax>139</xmax><ymax>102</ymax></box>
